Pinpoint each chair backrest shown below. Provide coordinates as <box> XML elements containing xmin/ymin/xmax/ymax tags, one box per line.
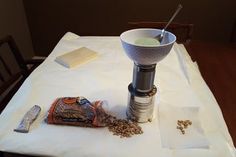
<box><xmin>128</xmin><ymin>21</ymin><xmax>194</xmax><ymax>44</ymax></box>
<box><xmin>0</xmin><ymin>35</ymin><xmax>28</xmax><ymax>112</ymax></box>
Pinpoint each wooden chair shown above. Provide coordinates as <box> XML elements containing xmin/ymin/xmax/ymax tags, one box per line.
<box><xmin>0</xmin><ymin>35</ymin><xmax>44</xmax><ymax>113</ymax></box>
<box><xmin>128</xmin><ymin>21</ymin><xmax>194</xmax><ymax>44</ymax></box>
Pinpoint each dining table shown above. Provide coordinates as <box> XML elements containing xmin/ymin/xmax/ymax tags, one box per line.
<box><xmin>0</xmin><ymin>32</ymin><xmax>235</xmax><ymax>157</ymax></box>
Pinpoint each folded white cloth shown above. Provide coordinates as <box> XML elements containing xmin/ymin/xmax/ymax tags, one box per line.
<box><xmin>159</xmin><ymin>104</ymin><xmax>209</xmax><ymax>149</ymax></box>
<box><xmin>61</xmin><ymin>32</ymin><xmax>80</xmax><ymax>40</ymax></box>
<box><xmin>173</xmin><ymin>43</ymin><xmax>190</xmax><ymax>84</ymax></box>
<box><xmin>0</xmin><ymin>33</ymin><xmax>235</xmax><ymax>157</ymax></box>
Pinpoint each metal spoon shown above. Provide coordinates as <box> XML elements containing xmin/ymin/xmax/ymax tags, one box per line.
<box><xmin>156</xmin><ymin>4</ymin><xmax>183</xmax><ymax>43</ymax></box>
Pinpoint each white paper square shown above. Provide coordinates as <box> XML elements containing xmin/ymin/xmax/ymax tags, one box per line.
<box><xmin>159</xmin><ymin>104</ymin><xmax>209</xmax><ymax>149</ymax></box>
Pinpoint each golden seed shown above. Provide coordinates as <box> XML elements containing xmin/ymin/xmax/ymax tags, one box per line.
<box><xmin>177</xmin><ymin>119</ymin><xmax>193</xmax><ymax>135</ymax></box>
<box><xmin>177</xmin><ymin>126</ymin><xmax>183</xmax><ymax>130</ymax></box>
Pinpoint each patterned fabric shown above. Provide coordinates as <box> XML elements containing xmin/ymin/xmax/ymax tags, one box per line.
<box><xmin>47</xmin><ymin>97</ymin><xmax>108</xmax><ymax>127</ymax></box>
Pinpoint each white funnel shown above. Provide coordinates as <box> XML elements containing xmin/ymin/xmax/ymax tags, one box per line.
<box><xmin>120</xmin><ymin>28</ymin><xmax>176</xmax><ymax>65</ymax></box>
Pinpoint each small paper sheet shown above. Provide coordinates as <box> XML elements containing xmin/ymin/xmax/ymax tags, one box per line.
<box><xmin>55</xmin><ymin>47</ymin><xmax>98</xmax><ymax>68</ymax></box>
<box><xmin>159</xmin><ymin>104</ymin><xmax>209</xmax><ymax>149</ymax></box>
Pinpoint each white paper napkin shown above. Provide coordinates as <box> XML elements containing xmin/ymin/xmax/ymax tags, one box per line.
<box><xmin>159</xmin><ymin>104</ymin><xmax>209</xmax><ymax>149</ymax></box>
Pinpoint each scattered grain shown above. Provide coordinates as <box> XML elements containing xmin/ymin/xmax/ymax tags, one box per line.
<box><xmin>176</xmin><ymin>120</ymin><xmax>192</xmax><ymax>135</ymax></box>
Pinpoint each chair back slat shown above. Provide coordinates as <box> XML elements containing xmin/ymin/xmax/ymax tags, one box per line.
<box><xmin>0</xmin><ymin>55</ymin><xmax>12</xmax><ymax>77</ymax></box>
<box><xmin>6</xmin><ymin>36</ymin><xmax>28</xmax><ymax>72</ymax></box>
<box><xmin>0</xmin><ymin>35</ymin><xmax>44</xmax><ymax>113</ymax></box>
<box><xmin>0</xmin><ymin>35</ymin><xmax>28</xmax><ymax>112</ymax></box>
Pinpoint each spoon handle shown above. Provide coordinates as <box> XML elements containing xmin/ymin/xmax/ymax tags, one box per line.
<box><xmin>164</xmin><ymin>4</ymin><xmax>183</xmax><ymax>30</ymax></box>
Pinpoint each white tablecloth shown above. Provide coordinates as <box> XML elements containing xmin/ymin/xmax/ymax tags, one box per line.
<box><xmin>0</xmin><ymin>32</ymin><xmax>235</xmax><ymax>157</ymax></box>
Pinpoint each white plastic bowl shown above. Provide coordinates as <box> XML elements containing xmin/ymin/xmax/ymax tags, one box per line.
<box><xmin>120</xmin><ymin>28</ymin><xmax>176</xmax><ymax>65</ymax></box>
